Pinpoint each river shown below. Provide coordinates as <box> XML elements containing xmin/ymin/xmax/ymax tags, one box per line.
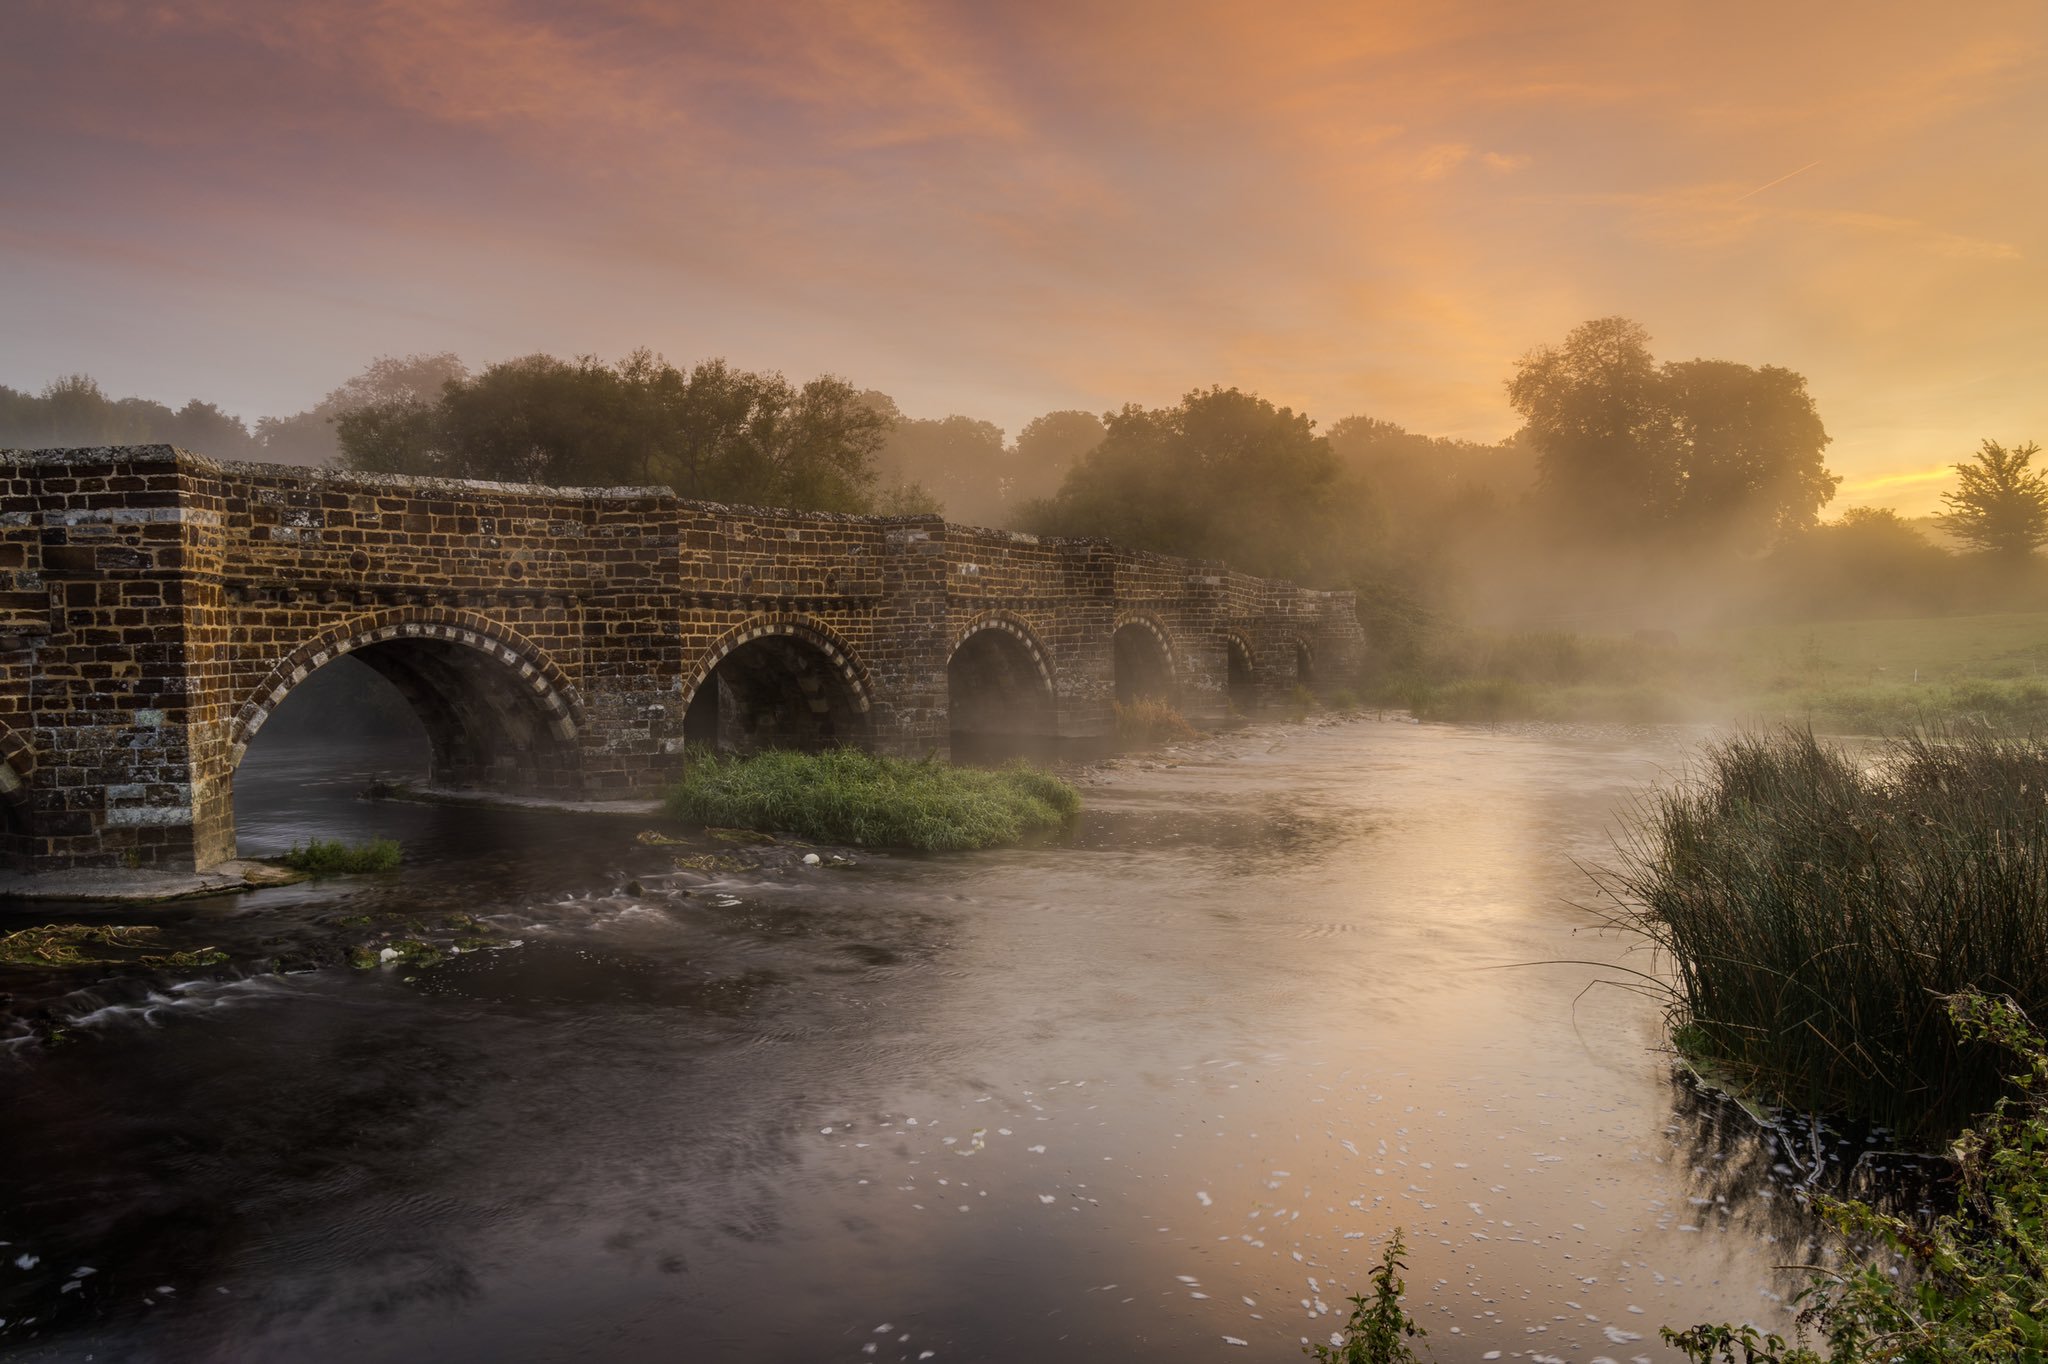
<box><xmin>0</xmin><ymin>717</ymin><xmax>1873</xmax><ymax>1362</ymax></box>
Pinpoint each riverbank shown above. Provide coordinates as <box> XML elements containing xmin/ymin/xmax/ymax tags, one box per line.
<box><xmin>1368</xmin><ymin>610</ymin><xmax>2048</xmax><ymax>731</ymax></box>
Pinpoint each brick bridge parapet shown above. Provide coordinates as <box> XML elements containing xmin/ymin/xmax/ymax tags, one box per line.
<box><xmin>0</xmin><ymin>446</ymin><xmax>1367</xmax><ymax>872</ymax></box>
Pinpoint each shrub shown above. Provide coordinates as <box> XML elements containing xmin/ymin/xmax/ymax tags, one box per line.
<box><xmin>1665</xmin><ymin>993</ymin><xmax>2048</xmax><ymax>1363</ymax></box>
<box><xmin>663</xmin><ymin>748</ymin><xmax>1081</xmax><ymax>851</ymax></box>
<box><xmin>1611</xmin><ymin>728</ymin><xmax>2048</xmax><ymax>1141</ymax></box>
<box><xmin>1113</xmin><ymin>697</ymin><xmax>1200</xmax><ymax>746</ymax></box>
<box><xmin>279</xmin><ymin>837</ymin><xmax>403</xmax><ymax>875</ymax></box>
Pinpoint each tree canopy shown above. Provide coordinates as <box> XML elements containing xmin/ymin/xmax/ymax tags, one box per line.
<box><xmin>0</xmin><ymin>374</ymin><xmax>261</xmax><ymax>458</ymax></box>
<box><xmin>1023</xmin><ymin>387</ymin><xmax>1376</xmax><ymax>584</ymax></box>
<box><xmin>336</xmin><ymin>352</ymin><xmax>891</xmax><ymax>512</ymax></box>
<box><xmin>1940</xmin><ymin>440</ymin><xmax>2048</xmax><ymax>558</ymax></box>
<box><xmin>1507</xmin><ymin>317</ymin><xmax>1838</xmax><ymax>547</ymax></box>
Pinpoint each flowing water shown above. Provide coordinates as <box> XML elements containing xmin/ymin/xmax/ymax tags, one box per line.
<box><xmin>0</xmin><ymin>718</ymin><xmax>1886</xmax><ymax>1362</ymax></box>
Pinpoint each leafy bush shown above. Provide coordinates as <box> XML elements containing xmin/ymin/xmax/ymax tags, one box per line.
<box><xmin>664</xmin><ymin>748</ymin><xmax>1081</xmax><ymax>851</ymax></box>
<box><xmin>1612</xmin><ymin>728</ymin><xmax>2048</xmax><ymax>1141</ymax></box>
<box><xmin>1308</xmin><ymin>1228</ymin><xmax>1427</xmax><ymax>1364</ymax></box>
<box><xmin>278</xmin><ymin>837</ymin><xmax>403</xmax><ymax>875</ymax></box>
<box><xmin>1665</xmin><ymin>993</ymin><xmax>2048</xmax><ymax>1363</ymax></box>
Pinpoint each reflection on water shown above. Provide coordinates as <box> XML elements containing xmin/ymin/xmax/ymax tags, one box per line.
<box><xmin>0</xmin><ymin>719</ymin><xmax>1889</xmax><ymax>1361</ymax></box>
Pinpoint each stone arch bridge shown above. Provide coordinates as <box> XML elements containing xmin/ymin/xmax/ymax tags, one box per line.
<box><xmin>0</xmin><ymin>446</ymin><xmax>1365</xmax><ymax>873</ymax></box>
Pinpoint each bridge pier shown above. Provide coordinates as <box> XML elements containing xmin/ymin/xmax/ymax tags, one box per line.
<box><xmin>0</xmin><ymin>447</ymin><xmax>1367</xmax><ymax>875</ymax></box>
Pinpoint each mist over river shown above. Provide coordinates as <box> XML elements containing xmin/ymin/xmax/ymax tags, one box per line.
<box><xmin>0</xmin><ymin>719</ymin><xmax>1884</xmax><ymax>1363</ymax></box>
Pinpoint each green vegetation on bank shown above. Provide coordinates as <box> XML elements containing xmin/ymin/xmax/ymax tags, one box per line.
<box><xmin>1612</xmin><ymin>728</ymin><xmax>2048</xmax><ymax>1142</ymax></box>
<box><xmin>1666</xmin><ymin>993</ymin><xmax>2048</xmax><ymax>1364</ymax></box>
<box><xmin>278</xmin><ymin>837</ymin><xmax>403</xmax><ymax>876</ymax></box>
<box><xmin>1367</xmin><ymin>612</ymin><xmax>2048</xmax><ymax>732</ymax></box>
<box><xmin>663</xmin><ymin>748</ymin><xmax>1080</xmax><ymax>851</ymax></box>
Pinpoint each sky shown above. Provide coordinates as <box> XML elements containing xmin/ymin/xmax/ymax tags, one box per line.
<box><xmin>2</xmin><ymin>0</ymin><xmax>2043</xmax><ymax>515</ymax></box>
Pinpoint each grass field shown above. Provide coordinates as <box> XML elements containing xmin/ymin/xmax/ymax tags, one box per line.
<box><xmin>1373</xmin><ymin>611</ymin><xmax>2048</xmax><ymax>732</ymax></box>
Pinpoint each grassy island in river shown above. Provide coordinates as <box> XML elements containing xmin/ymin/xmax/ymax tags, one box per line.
<box><xmin>663</xmin><ymin>748</ymin><xmax>1081</xmax><ymax>851</ymax></box>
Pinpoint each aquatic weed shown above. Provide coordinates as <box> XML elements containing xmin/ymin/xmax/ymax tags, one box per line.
<box><xmin>1308</xmin><ymin>1228</ymin><xmax>1427</xmax><ymax>1364</ymax></box>
<box><xmin>278</xmin><ymin>837</ymin><xmax>403</xmax><ymax>876</ymax></box>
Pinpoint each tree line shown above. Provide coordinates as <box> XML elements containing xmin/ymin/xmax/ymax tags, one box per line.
<box><xmin>4</xmin><ymin>320</ymin><xmax>2040</xmax><ymax>630</ymax></box>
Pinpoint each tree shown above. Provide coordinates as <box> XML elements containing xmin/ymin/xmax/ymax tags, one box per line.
<box><xmin>257</xmin><ymin>352</ymin><xmax>467</xmax><ymax>466</ymax></box>
<box><xmin>875</xmin><ymin>413</ymin><xmax>1008</xmax><ymax>524</ymax></box>
<box><xmin>1010</xmin><ymin>410</ymin><xmax>1106</xmax><ymax>505</ymax></box>
<box><xmin>0</xmin><ymin>374</ymin><xmax>258</xmax><ymax>457</ymax></box>
<box><xmin>1025</xmin><ymin>386</ymin><xmax>1374</xmax><ymax>584</ymax></box>
<box><xmin>1506</xmin><ymin>317</ymin><xmax>1671</xmax><ymax>531</ymax></box>
<box><xmin>1940</xmin><ymin>439</ymin><xmax>2048</xmax><ymax>559</ymax></box>
<box><xmin>1660</xmin><ymin>359</ymin><xmax>1836</xmax><ymax>543</ymax></box>
<box><xmin>334</xmin><ymin>352</ymin><xmax>890</xmax><ymax>513</ymax></box>
<box><xmin>1505</xmin><ymin>318</ymin><xmax>1838</xmax><ymax>548</ymax></box>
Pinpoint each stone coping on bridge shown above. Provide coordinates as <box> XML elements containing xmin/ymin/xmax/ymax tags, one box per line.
<box><xmin>3</xmin><ymin>445</ymin><xmax>1341</xmax><ymax>590</ymax></box>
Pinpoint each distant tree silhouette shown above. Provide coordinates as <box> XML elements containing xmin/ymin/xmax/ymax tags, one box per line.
<box><xmin>337</xmin><ymin>352</ymin><xmax>889</xmax><ymax>513</ymax></box>
<box><xmin>0</xmin><ymin>374</ymin><xmax>258</xmax><ymax>457</ymax></box>
<box><xmin>1940</xmin><ymin>439</ymin><xmax>2048</xmax><ymax>559</ymax></box>
<box><xmin>1506</xmin><ymin>317</ymin><xmax>1837</xmax><ymax>547</ymax></box>
<box><xmin>1010</xmin><ymin>410</ymin><xmax>1106</xmax><ymax>505</ymax></box>
<box><xmin>1024</xmin><ymin>386</ymin><xmax>1373</xmax><ymax>584</ymax></box>
<box><xmin>256</xmin><ymin>352</ymin><xmax>467</xmax><ymax>466</ymax></box>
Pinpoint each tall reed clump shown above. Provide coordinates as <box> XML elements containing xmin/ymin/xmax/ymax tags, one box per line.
<box><xmin>1113</xmin><ymin>697</ymin><xmax>1201</xmax><ymax>746</ymax></box>
<box><xmin>664</xmin><ymin>748</ymin><xmax>1081</xmax><ymax>851</ymax></box>
<box><xmin>1612</xmin><ymin>727</ymin><xmax>2048</xmax><ymax>1141</ymax></box>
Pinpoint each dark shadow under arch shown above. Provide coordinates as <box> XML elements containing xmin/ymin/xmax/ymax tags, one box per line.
<box><xmin>949</xmin><ymin>621</ymin><xmax>1056</xmax><ymax>759</ymax></box>
<box><xmin>1113</xmin><ymin>619</ymin><xmax>1175</xmax><ymax>703</ymax></box>
<box><xmin>233</xmin><ymin>613</ymin><xmax>583</xmax><ymax>796</ymax></box>
<box><xmin>1222</xmin><ymin>634</ymin><xmax>1257</xmax><ymax>712</ymax></box>
<box><xmin>683</xmin><ymin>631</ymin><xmax>872</xmax><ymax>753</ymax></box>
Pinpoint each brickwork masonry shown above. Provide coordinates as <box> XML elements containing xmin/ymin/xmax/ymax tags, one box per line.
<box><xmin>0</xmin><ymin>446</ymin><xmax>1366</xmax><ymax>872</ymax></box>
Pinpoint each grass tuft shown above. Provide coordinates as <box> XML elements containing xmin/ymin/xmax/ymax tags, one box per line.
<box><xmin>1113</xmin><ymin>697</ymin><xmax>1201</xmax><ymax>746</ymax></box>
<box><xmin>663</xmin><ymin>748</ymin><xmax>1081</xmax><ymax>851</ymax></box>
<box><xmin>278</xmin><ymin>837</ymin><xmax>403</xmax><ymax>876</ymax></box>
<box><xmin>1610</xmin><ymin>726</ymin><xmax>2048</xmax><ymax>1141</ymax></box>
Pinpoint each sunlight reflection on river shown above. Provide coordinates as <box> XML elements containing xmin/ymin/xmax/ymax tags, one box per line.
<box><xmin>0</xmin><ymin>718</ymin><xmax>1855</xmax><ymax>1362</ymax></box>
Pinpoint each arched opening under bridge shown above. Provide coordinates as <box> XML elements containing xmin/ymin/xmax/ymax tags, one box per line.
<box><xmin>229</xmin><ymin>622</ymin><xmax>583</xmax><ymax>857</ymax></box>
<box><xmin>1224</xmin><ymin>636</ymin><xmax>1257</xmax><ymax>713</ymax></box>
<box><xmin>1112</xmin><ymin>621</ymin><xmax>1174</xmax><ymax>704</ymax></box>
<box><xmin>948</xmin><ymin>623</ymin><xmax>1055</xmax><ymax>761</ymax></box>
<box><xmin>683</xmin><ymin>632</ymin><xmax>870</xmax><ymax>753</ymax></box>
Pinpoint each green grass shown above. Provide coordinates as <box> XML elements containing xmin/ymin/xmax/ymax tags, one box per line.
<box><xmin>278</xmin><ymin>837</ymin><xmax>403</xmax><ymax>875</ymax></box>
<box><xmin>663</xmin><ymin>748</ymin><xmax>1081</xmax><ymax>851</ymax></box>
<box><xmin>1368</xmin><ymin>612</ymin><xmax>2048</xmax><ymax>732</ymax></box>
<box><xmin>1609</xmin><ymin>728</ymin><xmax>2048</xmax><ymax>1142</ymax></box>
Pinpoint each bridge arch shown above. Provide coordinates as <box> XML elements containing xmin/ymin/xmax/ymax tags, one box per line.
<box><xmin>947</xmin><ymin>611</ymin><xmax>1056</xmax><ymax>754</ymax></box>
<box><xmin>681</xmin><ymin>615</ymin><xmax>874</xmax><ymax>753</ymax></box>
<box><xmin>0</xmin><ymin>721</ymin><xmax>35</xmax><ymax>868</ymax></box>
<box><xmin>1288</xmin><ymin>634</ymin><xmax>1316</xmax><ymax>688</ymax></box>
<box><xmin>1218</xmin><ymin>630</ymin><xmax>1258</xmax><ymax>711</ymax></box>
<box><xmin>229</xmin><ymin>609</ymin><xmax>584</xmax><ymax>791</ymax></box>
<box><xmin>1112</xmin><ymin>610</ymin><xmax>1178</xmax><ymax>703</ymax></box>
